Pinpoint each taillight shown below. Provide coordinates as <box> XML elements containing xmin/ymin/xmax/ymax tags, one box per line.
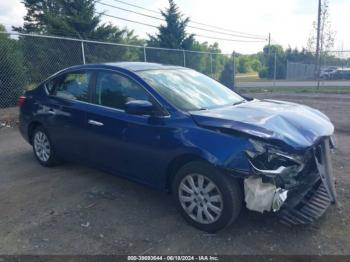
<box><xmin>18</xmin><ymin>96</ymin><xmax>26</xmax><ymax>107</ymax></box>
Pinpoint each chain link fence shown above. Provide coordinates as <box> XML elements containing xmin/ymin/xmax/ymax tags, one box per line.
<box><xmin>0</xmin><ymin>32</ymin><xmax>231</xmax><ymax>108</ymax></box>
<box><xmin>286</xmin><ymin>62</ymin><xmax>315</xmax><ymax>80</ymax></box>
<box><xmin>236</xmin><ymin>50</ymin><xmax>350</xmax><ymax>90</ymax></box>
<box><xmin>286</xmin><ymin>51</ymin><xmax>350</xmax><ymax>81</ymax></box>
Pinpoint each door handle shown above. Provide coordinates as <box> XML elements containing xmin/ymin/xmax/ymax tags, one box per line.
<box><xmin>88</xmin><ymin>120</ymin><xmax>104</xmax><ymax>126</ymax></box>
<box><xmin>48</xmin><ymin>109</ymin><xmax>56</xmax><ymax>115</ymax></box>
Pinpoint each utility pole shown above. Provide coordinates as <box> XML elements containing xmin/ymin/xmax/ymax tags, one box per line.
<box><xmin>143</xmin><ymin>44</ymin><xmax>147</xmax><ymax>62</ymax></box>
<box><xmin>268</xmin><ymin>33</ymin><xmax>271</xmax><ymax>56</ymax></box>
<box><xmin>315</xmin><ymin>0</ymin><xmax>322</xmax><ymax>87</ymax></box>
<box><xmin>273</xmin><ymin>52</ymin><xmax>277</xmax><ymax>86</ymax></box>
<box><xmin>232</xmin><ymin>53</ymin><xmax>236</xmax><ymax>90</ymax></box>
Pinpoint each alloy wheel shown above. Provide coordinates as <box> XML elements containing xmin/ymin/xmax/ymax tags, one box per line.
<box><xmin>178</xmin><ymin>174</ymin><xmax>223</xmax><ymax>224</ymax></box>
<box><xmin>33</xmin><ymin>131</ymin><xmax>51</xmax><ymax>162</ymax></box>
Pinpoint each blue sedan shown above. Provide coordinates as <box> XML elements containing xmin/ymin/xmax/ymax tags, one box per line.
<box><xmin>19</xmin><ymin>62</ymin><xmax>336</xmax><ymax>232</ymax></box>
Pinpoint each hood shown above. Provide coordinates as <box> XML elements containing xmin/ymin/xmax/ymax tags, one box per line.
<box><xmin>190</xmin><ymin>99</ymin><xmax>334</xmax><ymax>150</ymax></box>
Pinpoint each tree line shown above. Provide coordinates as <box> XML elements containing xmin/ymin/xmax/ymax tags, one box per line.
<box><xmin>0</xmin><ymin>0</ymin><xmax>348</xmax><ymax>107</ymax></box>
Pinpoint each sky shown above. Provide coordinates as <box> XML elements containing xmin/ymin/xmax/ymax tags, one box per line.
<box><xmin>1</xmin><ymin>0</ymin><xmax>349</xmax><ymax>54</ymax></box>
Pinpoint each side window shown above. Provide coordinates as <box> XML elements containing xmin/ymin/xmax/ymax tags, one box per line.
<box><xmin>54</xmin><ymin>71</ymin><xmax>91</xmax><ymax>102</ymax></box>
<box><xmin>95</xmin><ymin>71</ymin><xmax>150</xmax><ymax>110</ymax></box>
<box><xmin>45</xmin><ymin>77</ymin><xmax>61</xmax><ymax>95</ymax></box>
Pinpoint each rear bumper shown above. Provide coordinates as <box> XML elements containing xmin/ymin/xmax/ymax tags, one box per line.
<box><xmin>278</xmin><ymin>138</ymin><xmax>336</xmax><ymax>225</ymax></box>
<box><xmin>18</xmin><ymin>113</ymin><xmax>30</xmax><ymax>144</ymax></box>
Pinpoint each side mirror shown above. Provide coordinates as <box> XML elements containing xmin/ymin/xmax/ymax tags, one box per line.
<box><xmin>125</xmin><ymin>100</ymin><xmax>155</xmax><ymax>115</ymax></box>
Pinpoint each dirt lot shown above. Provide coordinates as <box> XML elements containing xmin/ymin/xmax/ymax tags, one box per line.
<box><xmin>0</xmin><ymin>93</ymin><xmax>349</xmax><ymax>255</ymax></box>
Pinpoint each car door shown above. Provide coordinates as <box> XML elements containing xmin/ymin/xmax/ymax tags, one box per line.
<box><xmin>43</xmin><ymin>70</ymin><xmax>93</xmax><ymax>161</ymax></box>
<box><xmin>84</xmin><ymin>70</ymin><xmax>167</xmax><ymax>185</ymax></box>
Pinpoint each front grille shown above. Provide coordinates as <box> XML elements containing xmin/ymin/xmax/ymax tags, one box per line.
<box><xmin>278</xmin><ymin>137</ymin><xmax>336</xmax><ymax>226</ymax></box>
<box><xmin>314</xmin><ymin>137</ymin><xmax>337</xmax><ymax>203</ymax></box>
<box><xmin>279</xmin><ymin>180</ymin><xmax>331</xmax><ymax>225</ymax></box>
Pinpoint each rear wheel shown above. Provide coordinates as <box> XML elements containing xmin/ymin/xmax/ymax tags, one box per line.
<box><xmin>172</xmin><ymin>161</ymin><xmax>242</xmax><ymax>232</ymax></box>
<box><xmin>32</xmin><ymin>126</ymin><xmax>59</xmax><ymax>167</ymax></box>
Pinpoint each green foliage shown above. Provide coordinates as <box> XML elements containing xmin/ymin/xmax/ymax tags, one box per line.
<box><xmin>145</xmin><ymin>0</ymin><xmax>229</xmax><ymax>79</ymax></box>
<box><xmin>259</xmin><ymin>45</ymin><xmax>285</xmax><ymax>79</ymax></box>
<box><xmin>147</xmin><ymin>0</ymin><xmax>194</xmax><ymax>49</ymax></box>
<box><xmin>20</xmin><ymin>37</ymin><xmax>84</xmax><ymax>84</ymax></box>
<box><xmin>219</xmin><ymin>58</ymin><xmax>234</xmax><ymax>89</ymax></box>
<box><xmin>0</xmin><ymin>26</ymin><xmax>26</xmax><ymax>107</ymax></box>
<box><xmin>257</xmin><ymin>45</ymin><xmax>324</xmax><ymax>80</ymax></box>
<box><xmin>250</xmin><ymin>59</ymin><xmax>262</xmax><ymax>72</ymax></box>
<box><xmin>147</xmin><ymin>0</ymin><xmax>195</xmax><ymax>65</ymax></box>
<box><xmin>258</xmin><ymin>66</ymin><xmax>268</xmax><ymax>79</ymax></box>
<box><xmin>185</xmin><ymin>41</ymin><xmax>227</xmax><ymax>77</ymax></box>
<box><xmin>229</xmin><ymin>53</ymin><xmax>263</xmax><ymax>74</ymax></box>
<box><xmin>257</xmin><ymin>44</ymin><xmax>350</xmax><ymax>80</ymax></box>
<box><xmin>11</xmin><ymin>0</ymin><xmax>145</xmax><ymax>85</ymax></box>
<box><xmin>237</xmin><ymin>56</ymin><xmax>251</xmax><ymax>73</ymax></box>
<box><xmin>14</xmin><ymin>0</ymin><xmax>127</xmax><ymax>41</ymax></box>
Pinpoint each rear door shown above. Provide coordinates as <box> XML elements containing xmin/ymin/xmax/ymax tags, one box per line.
<box><xmin>43</xmin><ymin>70</ymin><xmax>93</xmax><ymax>161</ymax></box>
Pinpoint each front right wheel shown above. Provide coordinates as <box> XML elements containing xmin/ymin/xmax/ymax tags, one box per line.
<box><xmin>172</xmin><ymin>161</ymin><xmax>242</xmax><ymax>233</ymax></box>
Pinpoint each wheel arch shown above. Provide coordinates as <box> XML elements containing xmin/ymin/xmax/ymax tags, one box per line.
<box><xmin>165</xmin><ymin>154</ymin><xmax>206</xmax><ymax>193</ymax></box>
<box><xmin>28</xmin><ymin>121</ymin><xmax>44</xmax><ymax>145</ymax></box>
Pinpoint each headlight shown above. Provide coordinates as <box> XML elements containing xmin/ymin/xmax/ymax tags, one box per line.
<box><xmin>246</xmin><ymin>139</ymin><xmax>304</xmax><ymax>177</ymax></box>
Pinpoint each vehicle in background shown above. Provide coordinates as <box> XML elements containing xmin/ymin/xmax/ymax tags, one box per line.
<box><xmin>320</xmin><ymin>66</ymin><xmax>338</xmax><ymax>80</ymax></box>
<box><xmin>331</xmin><ymin>68</ymin><xmax>350</xmax><ymax>80</ymax></box>
<box><xmin>18</xmin><ymin>62</ymin><xmax>337</xmax><ymax>232</ymax></box>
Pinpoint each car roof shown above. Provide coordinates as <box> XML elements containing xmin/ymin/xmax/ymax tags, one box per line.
<box><xmin>105</xmin><ymin>62</ymin><xmax>184</xmax><ymax>72</ymax></box>
<box><xmin>62</xmin><ymin>62</ymin><xmax>185</xmax><ymax>73</ymax></box>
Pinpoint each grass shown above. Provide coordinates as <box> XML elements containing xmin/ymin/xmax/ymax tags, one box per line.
<box><xmin>237</xmin><ymin>86</ymin><xmax>350</xmax><ymax>94</ymax></box>
<box><xmin>235</xmin><ymin>72</ymin><xmax>260</xmax><ymax>82</ymax></box>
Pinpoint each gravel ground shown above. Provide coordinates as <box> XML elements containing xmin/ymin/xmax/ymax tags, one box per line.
<box><xmin>0</xmin><ymin>107</ymin><xmax>18</xmax><ymax>127</ymax></box>
<box><xmin>0</xmin><ymin>93</ymin><xmax>349</xmax><ymax>255</ymax></box>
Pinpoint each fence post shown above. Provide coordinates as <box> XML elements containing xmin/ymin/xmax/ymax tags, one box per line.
<box><xmin>232</xmin><ymin>53</ymin><xmax>236</xmax><ymax>90</ymax></box>
<box><xmin>317</xmin><ymin>52</ymin><xmax>321</xmax><ymax>88</ymax></box>
<box><xmin>273</xmin><ymin>52</ymin><xmax>277</xmax><ymax>87</ymax></box>
<box><xmin>183</xmin><ymin>50</ymin><xmax>186</xmax><ymax>67</ymax></box>
<box><xmin>210</xmin><ymin>53</ymin><xmax>213</xmax><ymax>77</ymax></box>
<box><xmin>143</xmin><ymin>45</ymin><xmax>147</xmax><ymax>62</ymax></box>
<box><xmin>81</xmin><ymin>41</ymin><xmax>86</xmax><ymax>64</ymax></box>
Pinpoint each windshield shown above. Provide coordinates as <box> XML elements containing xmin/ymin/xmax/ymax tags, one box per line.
<box><xmin>138</xmin><ymin>69</ymin><xmax>244</xmax><ymax>111</ymax></box>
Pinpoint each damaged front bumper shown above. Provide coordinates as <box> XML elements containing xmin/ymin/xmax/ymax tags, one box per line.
<box><xmin>243</xmin><ymin>137</ymin><xmax>336</xmax><ymax>225</ymax></box>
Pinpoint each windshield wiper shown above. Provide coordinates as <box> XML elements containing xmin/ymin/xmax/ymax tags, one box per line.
<box><xmin>232</xmin><ymin>100</ymin><xmax>246</xmax><ymax>106</ymax></box>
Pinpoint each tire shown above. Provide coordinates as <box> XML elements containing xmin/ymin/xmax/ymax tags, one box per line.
<box><xmin>172</xmin><ymin>160</ymin><xmax>242</xmax><ymax>233</ymax></box>
<box><xmin>32</xmin><ymin>126</ymin><xmax>60</xmax><ymax>167</ymax></box>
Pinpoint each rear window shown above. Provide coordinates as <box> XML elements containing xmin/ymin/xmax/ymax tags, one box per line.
<box><xmin>47</xmin><ymin>71</ymin><xmax>92</xmax><ymax>102</ymax></box>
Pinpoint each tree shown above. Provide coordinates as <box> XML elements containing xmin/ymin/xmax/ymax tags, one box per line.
<box><xmin>12</xmin><ymin>0</ymin><xmax>144</xmax><ymax>84</ymax></box>
<box><xmin>219</xmin><ymin>57</ymin><xmax>234</xmax><ymax>89</ymax></box>
<box><xmin>237</xmin><ymin>55</ymin><xmax>252</xmax><ymax>73</ymax></box>
<box><xmin>147</xmin><ymin>0</ymin><xmax>194</xmax><ymax>65</ymax></box>
<box><xmin>13</xmin><ymin>0</ymin><xmax>126</xmax><ymax>41</ymax></box>
<box><xmin>0</xmin><ymin>25</ymin><xmax>26</xmax><ymax>107</ymax></box>
<box><xmin>259</xmin><ymin>44</ymin><xmax>286</xmax><ymax>79</ymax></box>
<box><xmin>250</xmin><ymin>58</ymin><xmax>262</xmax><ymax>72</ymax></box>
<box><xmin>307</xmin><ymin>0</ymin><xmax>336</xmax><ymax>53</ymax></box>
<box><xmin>148</xmin><ymin>0</ymin><xmax>194</xmax><ymax>49</ymax></box>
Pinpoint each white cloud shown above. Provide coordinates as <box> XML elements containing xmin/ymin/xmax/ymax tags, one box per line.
<box><xmin>1</xmin><ymin>0</ymin><xmax>349</xmax><ymax>54</ymax></box>
<box><xmin>0</xmin><ymin>0</ymin><xmax>26</xmax><ymax>31</ymax></box>
<box><xmin>185</xmin><ymin>0</ymin><xmax>350</xmax><ymax>54</ymax></box>
<box><xmin>185</xmin><ymin>0</ymin><xmax>315</xmax><ymax>53</ymax></box>
<box><xmin>331</xmin><ymin>0</ymin><xmax>350</xmax><ymax>50</ymax></box>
